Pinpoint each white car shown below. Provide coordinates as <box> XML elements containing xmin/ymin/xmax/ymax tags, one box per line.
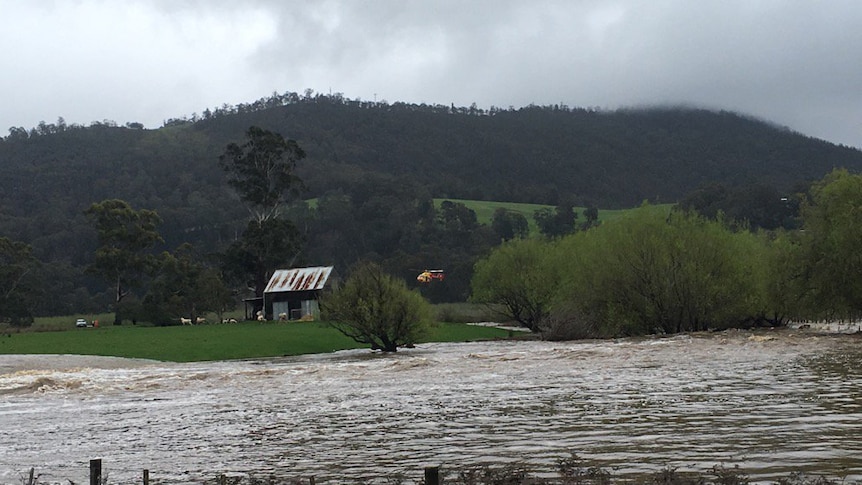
<box><xmin>75</xmin><ymin>318</ymin><xmax>88</xmax><ymax>328</ymax></box>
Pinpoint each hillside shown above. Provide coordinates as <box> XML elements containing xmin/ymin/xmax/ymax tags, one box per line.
<box><xmin>3</xmin><ymin>99</ymin><xmax>859</xmax><ymax>230</ymax></box>
<box><xmin>2</xmin><ymin>94</ymin><xmax>862</xmax><ymax>312</ymax></box>
<box><xmin>199</xmin><ymin>100</ymin><xmax>862</xmax><ymax>205</ymax></box>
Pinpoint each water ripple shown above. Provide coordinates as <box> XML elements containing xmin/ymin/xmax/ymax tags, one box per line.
<box><xmin>1</xmin><ymin>331</ymin><xmax>860</xmax><ymax>484</ymax></box>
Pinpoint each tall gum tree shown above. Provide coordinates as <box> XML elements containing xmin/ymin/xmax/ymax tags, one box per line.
<box><xmin>85</xmin><ymin>199</ymin><xmax>163</xmax><ymax>325</ymax></box>
<box><xmin>219</xmin><ymin>125</ymin><xmax>306</xmax><ymax>224</ymax></box>
<box><xmin>219</xmin><ymin>126</ymin><xmax>306</xmax><ymax>311</ymax></box>
<box><xmin>0</xmin><ymin>237</ymin><xmax>40</xmax><ymax>326</ymax></box>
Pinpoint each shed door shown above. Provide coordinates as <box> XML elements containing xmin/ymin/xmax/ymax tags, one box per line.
<box><xmin>273</xmin><ymin>301</ymin><xmax>291</xmax><ymax>319</ymax></box>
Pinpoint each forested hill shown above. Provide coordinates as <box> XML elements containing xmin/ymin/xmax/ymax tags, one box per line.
<box><xmin>1</xmin><ymin>95</ymin><xmax>861</xmax><ymax>265</ymax></box>
<box><xmin>195</xmin><ymin>99</ymin><xmax>862</xmax><ymax>209</ymax></box>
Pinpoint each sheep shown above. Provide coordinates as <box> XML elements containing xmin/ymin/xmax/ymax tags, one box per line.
<box><xmin>222</xmin><ymin>318</ymin><xmax>238</xmax><ymax>324</ymax></box>
<box><xmin>195</xmin><ymin>317</ymin><xmax>207</xmax><ymax>325</ymax></box>
<box><xmin>278</xmin><ymin>312</ymin><xmax>288</xmax><ymax>321</ymax></box>
<box><xmin>180</xmin><ymin>317</ymin><xmax>193</xmax><ymax>325</ymax></box>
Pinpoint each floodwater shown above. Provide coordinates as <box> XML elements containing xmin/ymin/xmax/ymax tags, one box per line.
<box><xmin>1</xmin><ymin>329</ymin><xmax>861</xmax><ymax>484</ymax></box>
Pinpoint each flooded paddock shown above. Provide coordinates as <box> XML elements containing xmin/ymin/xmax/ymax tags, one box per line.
<box><xmin>1</xmin><ymin>329</ymin><xmax>861</xmax><ymax>484</ymax></box>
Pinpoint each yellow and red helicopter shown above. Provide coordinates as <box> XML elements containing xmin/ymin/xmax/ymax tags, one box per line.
<box><xmin>416</xmin><ymin>269</ymin><xmax>446</xmax><ymax>283</ymax></box>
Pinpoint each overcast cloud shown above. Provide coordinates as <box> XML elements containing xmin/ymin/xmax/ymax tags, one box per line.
<box><xmin>1</xmin><ymin>1</ymin><xmax>860</xmax><ymax>148</ymax></box>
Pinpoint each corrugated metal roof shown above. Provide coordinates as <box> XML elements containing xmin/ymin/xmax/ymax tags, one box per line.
<box><xmin>264</xmin><ymin>266</ymin><xmax>333</xmax><ymax>293</ymax></box>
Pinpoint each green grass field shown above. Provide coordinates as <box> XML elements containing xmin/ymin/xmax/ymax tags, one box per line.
<box><xmin>0</xmin><ymin>321</ymin><xmax>516</xmax><ymax>362</ymax></box>
<box><xmin>309</xmin><ymin>197</ymin><xmax>668</xmax><ymax>235</ymax></box>
<box><xmin>433</xmin><ymin>198</ymin><xmax>668</xmax><ymax>235</ymax></box>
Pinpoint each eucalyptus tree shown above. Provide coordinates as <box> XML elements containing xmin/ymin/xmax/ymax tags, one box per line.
<box><xmin>143</xmin><ymin>243</ymin><xmax>233</xmax><ymax>325</ymax></box>
<box><xmin>491</xmin><ymin>208</ymin><xmax>529</xmax><ymax>241</ymax></box>
<box><xmin>0</xmin><ymin>237</ymin><xmax>40</xmax><ymax>326</ymax></box>
<box><xmin>219</xmin><ymin>125</ymin><xmax>306</xmax><ymax>223</ymax></box>
<box><xmin>219</xmin><ymin>126</ymin><xmax>306</xmax><ymax>305</ymax></box>
<box><xmin>85</xmin><ymin>199</ymin><xmax>163</xmax><ymax>325</ymax></box>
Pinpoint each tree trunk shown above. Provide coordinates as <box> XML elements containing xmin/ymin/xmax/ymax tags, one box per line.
<box><xmin>114</xmin><ymin>277</ymin><xmax>123</xmax><ymax>325</ymax></box>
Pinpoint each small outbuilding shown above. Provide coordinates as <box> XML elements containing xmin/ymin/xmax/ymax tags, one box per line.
<box><xmin>262</xmin><ymin>266</ymin><xmax>334</xmax><ymax>321</ymax></box>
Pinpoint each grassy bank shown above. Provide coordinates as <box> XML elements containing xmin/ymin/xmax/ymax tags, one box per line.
<box><xmin>0</xmin><ymin>321</ymin><xmax>515</xmax><ymax>362</ymax></box>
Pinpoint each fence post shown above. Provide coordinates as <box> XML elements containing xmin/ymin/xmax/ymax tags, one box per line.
<box><xmin>143</xmin><ymin>469</ymin><xmax>149</xmax><ymax>485</ymax></box>
<box><xmin>27</xmin><ymin>467</ymin><xmax>34</xmax><ymax>485</ymax></box>
<box><xmin>424</xmin><ymin>466</ymin><xmax>440</xmax><ymax>485</ymax></box>
<box><xmin>89</xmin><ymin>459</ymin><xmax>102</xmax><ymax>485</ymax></box>
<box><xmin>309</xmin><ymin>477</ymin><xmax>316</xmax><ymax>485</ymax></box>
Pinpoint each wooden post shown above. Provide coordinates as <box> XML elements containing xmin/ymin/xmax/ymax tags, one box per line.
<box><xmin>89</xmin><ymin>459</ymin><xmax>102</xmax><ymax>485</ymax></box>
<box><xmin>309</xmin><ymin>477</ymin><xmax>316</xmax><ymax>485</ymax></box>
<box><xmin>143</xmin><ymin>469</ymin><xmax>149</xmax><ymax>485</ymax></box>
<box><xmin>424</xmin><ymin>466</ymin><xmax>439</xmax><ymax>485</ymax></box>
<box><xmin>27</xmin><ymin>467</ymin><xmax>34</xmax><ymax>485</ymax></box>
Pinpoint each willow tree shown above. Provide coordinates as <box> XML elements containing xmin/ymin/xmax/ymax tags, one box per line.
<box><xmin>554</xmin><ymin>206</ymin><xmax>764</xmax><ymax>335</ymax></box>
<box><xmin>798</xmin><ymin>169</ymin><xmax>862</xmax><ymax>319</ymax></box>
<box><xmin>470</xmin><ymin>237</ymin><xmax>561</xmax><ymax>332</ymax></box>
<box><xmin>322</xmin><ymin>261</ymin><xmax>433</xmax><ymax>352</ymax></box>
<box><xmin>85</xmin><ymin>199</ymin><xmax>163</xmax><ymax>325</ymax></box>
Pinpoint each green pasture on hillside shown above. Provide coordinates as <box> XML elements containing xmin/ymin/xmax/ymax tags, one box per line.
<box><xmin>434</xmin><ymin>198</ymin><xmax>670</xmax><ymax>234</ymax></box>
<box><xmin>308</xmin><ymin>197</ymin><xmax>670</xmax><ymax>234</ymax></box>
<box><xmin>0</xmin><ymin>321</ymin><xmax>516</xmax><ymax>362</ymax></box>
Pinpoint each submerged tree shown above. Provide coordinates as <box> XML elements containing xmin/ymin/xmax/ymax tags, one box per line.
<box><xmin>322</xmin><ymin>261</ymin><xmax>433</xmax><ymax>352</ymax></box>
<box><xmin>85</xmin><ymin>199</ymin><xmax>163</xmax><ymax>325</ymax></box>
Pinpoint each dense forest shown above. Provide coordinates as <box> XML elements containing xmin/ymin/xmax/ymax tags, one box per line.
<box><xmin>2</xmin><ymin>90</ymin><xmax>862</xmax><ymax>319</ymax></box>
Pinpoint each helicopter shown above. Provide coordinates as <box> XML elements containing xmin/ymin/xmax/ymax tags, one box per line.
<box><xmin>416</xmin><ymin>269</ymin><xmax>446</xmax><ymax>283</ymax></box>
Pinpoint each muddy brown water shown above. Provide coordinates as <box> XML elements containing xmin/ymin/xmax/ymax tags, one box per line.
<box><xmin>1</xmin><ymin>330</ymin><xmax>861</xmax><ymax>484</ymax></box>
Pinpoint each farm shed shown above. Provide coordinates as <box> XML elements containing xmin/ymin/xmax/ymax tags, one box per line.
<box><xmin>262</xmin><ymin>266</ymin><xmax>333</xmax><ymax>321</ymax></box>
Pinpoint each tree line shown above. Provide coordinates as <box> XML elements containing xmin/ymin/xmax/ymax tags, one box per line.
<box><xmin>2</xmin><ymin>92</ymin><xmax>862</xmax><ymax>329</ymax></box>
<box><xmin>471</xmin><ymin>169</ymin><xmax>862</xmax><ymax>338</ymax></box>
<box><xmin>2</xmin><ymin>98</ymin><xmax>859</xmax><ymax>272</ymax></box>
<box><xmin>0</xmin><ymin>127</ymin><xmax>611</xmax><ymax>332</ymax></box>
<box><xmin>4</xmin><ymin>126</ymin><xmax>862</xmax><ymax>352</ymax></box>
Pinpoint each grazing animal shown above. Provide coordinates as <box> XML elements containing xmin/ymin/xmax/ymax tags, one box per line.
<box><xmin>256</xmin><ymin>310</ymin><xmax>265</xmax><ymax>322</ymax></box>
<box><xmin>278</xmin><ymin>312</ymin><xmax>288</xmax><ymax>321</ymax></box>
<box><xmin>195</xmin><ymin>317</ymin><xmax>207</xmax><ymax>325</ymax></box>
<box><xmin>180</xmin><ymin>317</ymin><xmax>193</xmax><ymax>325</ymax></box>
<box><xmin>222</xmin><ymin>318</ymin><xmax>238</xmax><ymax>324</ymax></box>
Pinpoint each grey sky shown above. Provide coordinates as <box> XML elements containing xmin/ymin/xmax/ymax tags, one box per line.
<box><xmin>2</xmin><ymin>1</ymin><xmax>860</xmax><ymax>148</ymax></box>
